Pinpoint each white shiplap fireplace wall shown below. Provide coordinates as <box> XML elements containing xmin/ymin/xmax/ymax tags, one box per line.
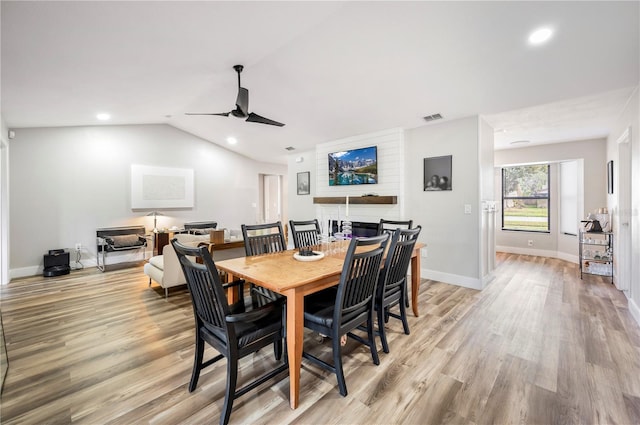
<box><xmin>314</xmin><ymin>128</ymin><xmax>405</xmax><ymax>232</ymax></box>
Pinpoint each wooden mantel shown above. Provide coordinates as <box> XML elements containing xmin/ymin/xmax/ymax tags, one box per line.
<box><xmin>313</xmin><ymin>196</ymin><xmax>397</xmax><ymax>205</ymax></box>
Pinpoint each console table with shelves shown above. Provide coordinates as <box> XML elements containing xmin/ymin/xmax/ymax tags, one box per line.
<box><xmin>579</xmin><ymin>230</ymin><xmax>613</xmax><ymax>284</ymax></box>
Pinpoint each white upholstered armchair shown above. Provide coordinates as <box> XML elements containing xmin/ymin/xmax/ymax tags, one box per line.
<box><xmin>143</xmin><ymin>233</ymin><xmax>210</xmax><ymax>298</ymax></box>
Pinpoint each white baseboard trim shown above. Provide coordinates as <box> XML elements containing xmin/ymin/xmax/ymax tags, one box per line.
<box><xmin>482</xmin><ymin>271</ymin><xmax>495</xmax><ymax>288</ymax></box>
<box><xmin>496</xmin><ymin>246</ymin><xmax>578</xmax><ymax>264</ymax></box>
<box><xmin>9</xmin><ymin>252</ymin><xmax>145</xmax><ymax>281</ymax></box>
<box><xmin>422</xmin><ymin>268</ymin><xmax>483</xmax><ymax>290</ymax></box>
<box><xmin>556</xmin><ymin>252</ymin><xmax>579</xmax><ymax>264</ymax></box>
<box><xmin>629</xmin><ymin>297</ymin><xmax>640</xmax><ymax>328</ymax></box>
<box><xmin>10</xmin><ymin>266</ymin><xmax>40</xmax><ymax>279</ymax></box>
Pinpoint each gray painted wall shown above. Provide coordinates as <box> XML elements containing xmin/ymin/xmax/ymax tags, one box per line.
<box><xmin>287</xmin><ymin>118</ymin><xmax>487</xmax><ymax>289</ymax></box>
<box><xmin>1</xmin><ymin>116</ymin><xmax>8</xmax><ymax>285</ymax></box>
<box><xmin>494</xmin><ymin>138</ymin><xmax>607</xmax><ymax>261</ymax></box>
<box><xmin>405</xmin><ymin>116</ymin><xmax>482</xmax><ymax>286</ymax></box>
<box><xmin>8</xmin><ymin>124</ymin><xmax>286</xmax><ymax>277</ymax></box>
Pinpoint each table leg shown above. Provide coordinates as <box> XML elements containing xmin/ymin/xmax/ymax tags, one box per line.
<box><xmin>411</xmin><ymin>250</ymin><xmax>421</xmax><ymax>317</ymax></box>
<box><xmin>225</xmin><ymin>273</ymin><xmax>240</xmax><ymax>304</ymax></box>
<box><xmin>285</xmin><ymin>289</ymin><xmax>304</xmax><ymax>409</ymax></box>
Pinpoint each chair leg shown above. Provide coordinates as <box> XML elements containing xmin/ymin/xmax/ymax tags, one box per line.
<box><xmin>273</xmin><ymin>339</ymin><xmax>282</xmax><ymax>360</ymax></box>
<box><xmin>367</xmin><ymin>313</ymin><xmax>380</xmax><ymax>365</ymax></box>
<box><xmin>165</xmin><ymin>287</ymin><xmax>168</xmax><ymax>299</ymax></box>
<box><xmin>333</xmin><ymin>338</ymin><xmax>348</xmax><ymax>397</ymax></box>
<box><xmin>378</xmin><ymin>306</ymin><xmax>390</xmax><ymax>354</ymax></box>
<box><xmin>282</xmin><ymin>336</ymin><xmax>288</xmax><ymax>366</ymax></box>
<box><xmin>400</xmin><ymin>288</ymin><xmax>411</xmax><ymax>335</ymax></box>
<box><xmin>189</xmin><ymin>334</ymin><xmax>205</xmax><ymax>392</ymax></box>
<box><xmin>148</xmin><ymin>278</ymin><xmax>152</xmax><ymax>287</ymax></box>
<box><xmin>220</xmin><ymin>356</ymin><xmax>238</xmax><ymax>425</ymax></box>
<box><xmin>274</xmin><ymin>304</ymin><xmax>286</xmax><ymax>360</ymax></box>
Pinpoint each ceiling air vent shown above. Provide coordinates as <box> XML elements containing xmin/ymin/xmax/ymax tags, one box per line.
<box><xmin>285</xmin><ymin>146</ymin><xmax>295</xmax><ymax>151</ymax></box>
<box><xmin>423</xmin><ymin>113</ymin><xmax>443</xmax><ymax>122</ymax></box>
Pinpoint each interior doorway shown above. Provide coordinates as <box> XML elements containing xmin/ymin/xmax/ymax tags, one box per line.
<box><xmin>615</xmin><ymin>127</ymin><xmax>631</xmax><ymax>293</ymax></box>
<box><xmin>261</xmin><ymin>174</ymin><xmax>282</xmax><ymax>224</ymax></box>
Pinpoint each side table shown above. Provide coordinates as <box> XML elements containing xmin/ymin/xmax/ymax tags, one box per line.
<box><xmin>154</xmin><ymin>232</ymin><xmax>170</xmax><ymax>256</ymax></box>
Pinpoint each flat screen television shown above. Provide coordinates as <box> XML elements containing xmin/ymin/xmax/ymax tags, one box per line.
<box><xmin>328</xmin><ymin>146</ymin><xmax>378</xmax><ymax>186</ymax></box>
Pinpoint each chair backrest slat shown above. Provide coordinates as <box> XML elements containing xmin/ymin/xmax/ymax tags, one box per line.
<box><xmin>289</xmin><ymin>219</ymin><xmax>321</xmax><ymax>248</ymax></box>
<box><xmin>242</xmin><ymin>222</ymin><xmax>286</xmax><ymax>256</ymax></box>
<box><xmin>378</xmin><ymin>226</ymin><xmax>422</xmax><ymax>298</ymax></box>
<box><xmin>335</xmin><ymin>234</ymin><xmax>389</xmax><ymax>321</ymax></box>
<box><xmin>377</xmin><ymin>219</ymin><xmax>413</xmax><ymax>236</ymax></box>
<box><xmin>172</xmin><ymin>240</ymin><xmax>232</xmax><ymax>337</ymax></box>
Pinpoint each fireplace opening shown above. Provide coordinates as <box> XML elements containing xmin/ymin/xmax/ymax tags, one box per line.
<box><xmin>329</xmin><ymin>220</ymin><xmax>379</xmax><ymax>237</ymax></box>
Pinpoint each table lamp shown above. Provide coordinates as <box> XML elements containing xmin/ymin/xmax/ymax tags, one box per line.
<box><xmin>146</xmin><ymin>211</ymin><xmax>164</xmax><ymax>233</ymax></box>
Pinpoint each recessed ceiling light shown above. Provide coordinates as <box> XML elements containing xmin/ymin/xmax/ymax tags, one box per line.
<box><xmin>528</xmin><ymin>27</ymin><xmax>553</xmax><ymax>45</ymax></box>
<box><xmin>96</xmin><ymin>113</ymin><xmax>111</xmax><ymax>121</ymax></box>
<box><xmin>226</xmin><ymin>137</ymin><xmax>237</xmax><ymax>145</ymax></box>
<box><xmin>510</xmin><ymin>140</ymin><xmax>530</xmax><ymax>145</ymax></box>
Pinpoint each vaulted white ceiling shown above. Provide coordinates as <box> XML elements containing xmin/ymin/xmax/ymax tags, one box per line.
<box><xmin>2</xmin><ymin>1</ymin><xmax>638</xmax><ymax>163</ymax></box>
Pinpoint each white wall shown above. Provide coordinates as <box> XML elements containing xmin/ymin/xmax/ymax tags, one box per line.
<box><xmin>287</xmin><ymin>149</ymin><xmax>317</xmax><ymax>224</ymax></box>
<box><xmin>9</xmin><ymin>124</ymin><xmax>286</xmax><ymax>277</ymax></box>
<box><xmin>405</xmin><ymin>116</ymin><xmax>482</xmax><ymax>288</ymax></box>
<box><xmin>0</xmin><ymin>117</ymin><xmax>9</xmax><ymax>285</ymax></box>
<box><xmin>286</xmin><ymin>121</ymin><xmax>487</xmax><ymax>289</ymax></box>
<box><xmin>494</xmin><ymin>138</ymin><xmax>607</xmax><ymax>262</ymax></box>
<box><xmin>606</xmin><ymin>86</ymin><xmax>640</xmax><ymax>326</ymax></box>
<box><xmin>286</xmin><ymin>129</ymin><xmax>405</xmax><ymax>247</ymax></box>
<box><xmin>314</xmin><ymin>128</ymin><xmax>406</xmax><ymax>227</ymax></box>
<box><xmin>479</xmin><ymin>117</ymin><xmax>496</xmax><ymax>283</ymax></box>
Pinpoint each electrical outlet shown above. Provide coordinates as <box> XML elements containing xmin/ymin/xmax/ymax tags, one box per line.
<box><xmin>75</xmin><ymin>243</ymin><xmax>82</xmax><ymax>251</ymax></box>
<box><xmin>527</xmin><ymin>240</ymin><xmax>533</xmax><ymax>247</ymax></box>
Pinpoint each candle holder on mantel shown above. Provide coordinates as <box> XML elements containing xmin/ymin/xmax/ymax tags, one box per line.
<box><xmin>341</xmin><ymin>220</ymin><xmax>352</xmax><ymax>239</ymax></box>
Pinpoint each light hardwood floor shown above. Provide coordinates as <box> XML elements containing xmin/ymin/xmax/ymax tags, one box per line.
<box><xmin>1</xmin><ymin>253</ymin><xmax>639</xmax><ymax>424</ymax></box>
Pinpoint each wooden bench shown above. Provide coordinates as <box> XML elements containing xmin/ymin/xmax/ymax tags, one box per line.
<box><xmin>96</xmin><ymin>226</ymin><xmax>147</xmax><ymax>271</ymax></box>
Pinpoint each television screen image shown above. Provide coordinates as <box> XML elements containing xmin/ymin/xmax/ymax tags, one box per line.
<box><xmin>328</xmin><ymin>146</ymin><xmax>378</xmax><ymax>186</ymax></box>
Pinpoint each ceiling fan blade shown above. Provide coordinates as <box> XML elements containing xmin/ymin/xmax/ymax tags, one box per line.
<box><xmin>236</xmin><ymin>87</ymin><xmax>249</xmax><ymax>116</ymax></box>
<box><xmin>246</xmin><ymin>112</ymin><xmax>285</xmax><ymax>127</ymax></box>
<box><xmin>185</xmin><ymin>112</ymin><xmax>230</xmax><ymax>117</ymax></box>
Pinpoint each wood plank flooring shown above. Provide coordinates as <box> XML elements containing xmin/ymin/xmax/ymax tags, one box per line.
<box><xmin>1</xmin><ymin>253</ymin><xmax>640</xmax><ymax>424</ymax></box>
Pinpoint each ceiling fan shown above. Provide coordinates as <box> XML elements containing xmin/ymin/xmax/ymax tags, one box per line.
<box><xmin>186</xmin><ymin>64</ymin><xmax>285</xmax><ymax>127</ymax></box>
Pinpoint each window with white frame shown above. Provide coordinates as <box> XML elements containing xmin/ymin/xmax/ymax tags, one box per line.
<box><xmin>502</xmin><ymin>164</ymin><xmax>550</xmax><ymax>232</ymax></box>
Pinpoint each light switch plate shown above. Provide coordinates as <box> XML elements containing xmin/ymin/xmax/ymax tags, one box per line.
<box><xmin>464</xmin><ymin>204</ymin><xmax>472</xmax><ymax>214</ymax></box>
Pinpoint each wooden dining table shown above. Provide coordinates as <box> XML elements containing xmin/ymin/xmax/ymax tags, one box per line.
<box><xmin>215</xmin><ymin>239</ymin><xmax>424</xmax><ymax>409</ymax></box>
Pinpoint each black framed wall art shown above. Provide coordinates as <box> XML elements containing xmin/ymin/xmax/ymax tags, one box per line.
<box><xmin>424</xmin><ymin>155</ymin><xmax>452</xmax><ymax>191</ymax></box>
<box><xmin>297</xmin><ymin>171</ymin><xmax>310</xmax><ymax>195</ymax></box>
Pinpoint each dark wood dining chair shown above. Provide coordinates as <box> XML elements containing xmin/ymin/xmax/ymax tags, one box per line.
<box><xmin>289</xmin><ymin>219</ymin><xmax>321</xmax><ymax>248</ymax></box>
<box><xmin>241</xmin><ymin>222</ymin><xmax>287</xmax><ymax>302</ymax></box>
<box><xmin>374</xmin><ymin>226</ymin><xmax>421</xmax><ymax>353</ymax></box>
<box><xmin>241</xmin><ymin>222</ymin><xmax>287</xmax><ymax>255</ymax></box>
<box><xmin>377</xmin><ymin>219</ymin><xmax>413</xmax><ymax>235</ymax></box>
<box><xmin>377</xmin><ymin>219</ymin><xmax>415</xmax><ymax>308</ymax></box>
<box><xmin>171</xmin><ymin>239</ymin><xmax>287</xmax><ymax>425</ymax></box>
<box><xmin>302</xmin><ymin>233</ymin><xmax>390</xmax><ymax>397</ymax></box>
